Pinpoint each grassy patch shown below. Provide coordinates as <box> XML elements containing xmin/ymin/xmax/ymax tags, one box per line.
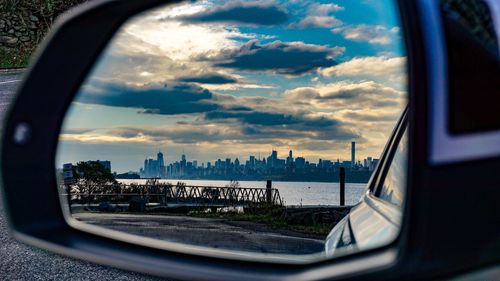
<box><xmin>76</xmin><ymin>204</ymin><xmax>341</xmax><ymax>237</ymax></box>
<box><xmin>0</xmin><ymin>48</ymin><xmax>31</xmax><ymax>69</ymax></box>
<box><xmin>189</xmin><ymin>207</ymin><xmax>333</xmax><ymax>237</ymax></box>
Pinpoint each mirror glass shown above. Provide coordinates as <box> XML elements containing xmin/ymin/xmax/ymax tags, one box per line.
<box><xmin>56</xmin><ymin>0</ymin><xmax>407</xmax><ymax>262</ymax></box>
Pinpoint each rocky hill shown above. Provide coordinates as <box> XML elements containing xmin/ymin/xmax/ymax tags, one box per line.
<box><xmin>0</xmin><ymin>0</ymin><xmax>88</xmax><ymax>68</ymax></box>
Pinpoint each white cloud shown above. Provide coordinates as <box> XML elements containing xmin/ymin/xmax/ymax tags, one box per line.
<box><xmin>390</xmin><ymin>26</ymin><xmax>400</xmax><ymax>33</ymax></box>
<box><xmin>332</xmin><ymin>24</ymin><xmax>396</xmax><ymax>45</ymax></box>
<box><xmin>88</xmin><ymin>3</ymin><xmax>288</xmax><ymax>89</ymax></box>
<box><xmin>313</xmin><ymin>3</ymin><xmax>343</xmax><ymax>13</ymax></box>
<box><xmin>290</xmin><ymin>3</ymin><xmax>343</xmax><ymax>29</ymax></box>
<box><xmin>291</xmin><ymin>16</ymin><xmax>342</xmax><ymax>29</ymax></box>
<box><xmin>283</xmin><ymin>80</ymin><xmax>406</xmax><ymax>111</ymax></box>
<box><xmin>319</xmin><ymin>56</ymin><xmax>406</xmax><ymax>78</ymax></box>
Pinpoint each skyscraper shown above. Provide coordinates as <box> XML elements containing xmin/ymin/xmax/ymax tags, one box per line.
<box><xmin>351</xmin><ymin>142</ymin><xmax>356</xmax><ymax>168</ymax></box>
<box><xmin>157</xmin><ymin>151</ymin><xmax>165</xmax><ymax>178</ymax></box>
<box><xmin>157</xmin><ymin>151</ymin><xmax>164</xmax><ymax>168</ymax></box>
<box><xmin>286</xmin><ymin>150</ymin><xmax>294</xmax><ymax>167</ymax></box>
<box><xmin>249</xmin><ymin>155</ymin><xmax>255</xmax><ymax>168</ymax></box>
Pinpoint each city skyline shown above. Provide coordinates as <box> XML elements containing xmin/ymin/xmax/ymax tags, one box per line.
<box><xmin>139</xmin><ymin>141</ymin><xmax>379</xmax><ymax>179</ymax></box>
<box><xmin>58</xmin><ymin>138</ymin><xmax>385</xmax><ymax>174</ymax></box>
<box><xmin>140</xmin><ymin>143</ymin><xmax>368</xmax><ymax>170</ymax></box>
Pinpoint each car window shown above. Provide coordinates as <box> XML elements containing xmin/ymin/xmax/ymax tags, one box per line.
<box><xmin>441</xmin><ymin>0</ymin><xmax>500</xmax><ymax>135</ymax></box>
<box><xmin>441</xmin><ymin>0</ymin><xmax>499</xmax><ymax>57</ymax></box>
<box><xmin>378</xmin><ymin>127</ymin><xmax>408</xmax><ymax>207</ymax></box>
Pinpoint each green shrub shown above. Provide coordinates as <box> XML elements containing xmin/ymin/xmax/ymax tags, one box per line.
<box><xmin>0</xmin><ymin>48</ymin><xmax>31</xmax><ymax>68</ymax></box>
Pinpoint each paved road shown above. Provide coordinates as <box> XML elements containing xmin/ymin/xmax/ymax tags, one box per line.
<box><xmin>0</xmin><ymin>70</ymin><xmax>22</xmax><ymax>123</ymax></box>
<box><xmin>75</xmin><ymin>213</ymin><xmax>325</xmax><ymax>255</ymax></box>
<box><xmin>0</xmin><ymin>71</ymin><xmax>163</xmax><ymax>280</ymax></box>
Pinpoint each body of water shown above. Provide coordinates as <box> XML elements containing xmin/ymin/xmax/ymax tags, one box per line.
<box><xmin>118</xmin><ymin>179</ymin><xmax>367</xmax><ymax>206</ymax></box>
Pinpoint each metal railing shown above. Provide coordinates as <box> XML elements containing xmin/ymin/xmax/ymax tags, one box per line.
<box><xmin>62</xmin><ymin>182</ymin><xmax>283</xmax><ymax>207</ymax></box>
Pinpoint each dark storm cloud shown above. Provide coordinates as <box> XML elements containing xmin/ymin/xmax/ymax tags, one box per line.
<box><xmin>343</xmin><ymin>112</ymin><xmax>398</xmax><ymax>122</ymax></box>
<box><xmin>177</xmin><ymin>73</ymin><xmax>238</xmax><ymax>84</ymax></box>
<box><xmin>108</xmin><ymin>119</ymin><xmax>357</xmax><ymax>145</ymax></box>
<box><xmin>178</xmin><ymin>2</ymin><xmax>288</xmax><ymax>26</ymax></box>
<box><xmin>208</xmin><ymin>40</ymin><xmax>343</xmax><ymax>75</ymax></box>
<box><xmin>103</xmin><ymin>106</ymin><xmax>358</xmax><ymax>145</ymax></box>
<box><xmin>108</xmin><ymin>126</ymin><xmax>231</xmax><ymax>144</ymax></box>
<box><xmin>204</xmin><ymin>109</ymin><xmax>358</xmax><ymax>140</ymax></box>
<box><xmin>205</xmin><ymin>110</ymin><xmax>340</xmax><ymax>127</ymax></box>
<box><xmin>78</xmin><ymin>80</ymin><xmax>219</xmax><ymax>115</ymax></box>
<box><xmin>205</xmin><ymin>111</ymin><xmax>299</xmax><ymax>126</ymax></box>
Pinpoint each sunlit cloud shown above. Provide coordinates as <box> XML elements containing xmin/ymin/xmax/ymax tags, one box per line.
<box><xmin>332</xmin><ymin>24</ymin><xmax>397</xmax><ymax>45</ymax></box>
<box><xmin>319</xmin><ymin>56</ymin><xmax>406</xmax><ymax>81</ymax></box>
<box><xmin>283</xmin><ymin>80</ymin><xmax>405</xmax><ymax>111</ymax></box>
<box><xmin>60</xmin><ymin>133</ymin><xmax>151</xmax><ymax>144</ymax></box>
<box><xmin>289</xmin><ymin>2</ymin><xmax>343</xmax><ymax>29</ymax></box>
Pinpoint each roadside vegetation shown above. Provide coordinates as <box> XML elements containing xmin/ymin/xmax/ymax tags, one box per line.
<box><xmin>0</xmin><ymin>48</ymin><xmax>31</xmax><ymax>68</ymax></box>
<box><xmin>0</xmin><ymin>0</ymin><xmax>88</xmax><ymax>68</ymax></box>
<box><xmin>80</xmin><ymin>205</ymin><xmax>337</xmax><ymax>238</ymax></box>
<box><xmin>187</xmin><ymin>206</ymin><xmax>335</xmax><ymax>237</ymax></box>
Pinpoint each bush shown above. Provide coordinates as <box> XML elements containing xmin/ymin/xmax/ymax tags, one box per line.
<box><xmin>0</xmin><ymin>48</ymin><xmax>31</xmax><ymax>68</ymax></box>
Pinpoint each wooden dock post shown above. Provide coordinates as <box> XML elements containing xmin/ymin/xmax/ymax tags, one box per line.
<box><xmin>340</xmin><ymin>167</ymin><xmax>345</xmax><ymax>206</ymax></box>
<box><xmin>266</xmin><ymin>180</ymin><xmax>272</xmax><ymax>204</ymax></box>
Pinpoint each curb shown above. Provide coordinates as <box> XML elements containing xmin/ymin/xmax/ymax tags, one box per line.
<box><xmin>0</xmin><ymin>68</ymin><xmax>26</xmax><ymax>74</ymax></box>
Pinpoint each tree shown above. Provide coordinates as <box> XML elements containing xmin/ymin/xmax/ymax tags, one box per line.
<box><xmin>73</xmin><ymin>161</ymin><xmax>117</xmax><ymax>196</ymax></box>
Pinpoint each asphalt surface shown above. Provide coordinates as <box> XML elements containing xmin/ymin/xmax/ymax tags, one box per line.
<box><xmin>75</xmin><ymin>213</ymin><xmax>324</xmax><ymax>255</ymax></box>
<box><xmin>0</xmin><ymin>70</ymin><xmax>163</xmax><ymax>280</ymax></box>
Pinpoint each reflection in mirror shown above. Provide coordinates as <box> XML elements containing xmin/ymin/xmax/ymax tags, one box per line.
<box><xmin>56</xmin><ymin>0</ymin><xmax>407</xmax><ymax>262</ymax></box>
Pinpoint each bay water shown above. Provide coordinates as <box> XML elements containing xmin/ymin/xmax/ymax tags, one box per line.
<box><xmin>119</xmin><ymin>179</ymin><xmax>367</xmax><ymax>206</ymax></box>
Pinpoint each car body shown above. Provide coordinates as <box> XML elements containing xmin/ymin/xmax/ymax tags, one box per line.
<box><xmin>325</xmin><ymin>109</ymin><xmax>407</xmax><ymax>257</ymax></box>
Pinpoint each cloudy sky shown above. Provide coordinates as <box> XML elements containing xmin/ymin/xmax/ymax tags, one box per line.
<box><xmin>57</xmin><ymin>0</ymin><xmax>407</xmax><ymax>173</ymax></box>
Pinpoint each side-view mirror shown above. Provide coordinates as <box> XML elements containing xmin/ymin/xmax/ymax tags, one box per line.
<box><xmin>1</xmin><ymin>0</ymin><xmax>499</xmax><ymax>280</ymax></box>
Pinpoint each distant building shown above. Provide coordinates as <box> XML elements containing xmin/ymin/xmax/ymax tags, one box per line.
<box><xmin>295</xmin><ymin>157</ymin><xmax>306</xmax><ymax>169</ymax></box>
<box><xmin>141</xmin><ymin>151</ymin><xmax>165</xmax><ymax>178</ymax></box>
<box><xmin>249</xmin><ymin>155</ymin><xmax>255</xmax><ymax>168</ymax></box>
<box><xmin>157</xmin><ymin>151</ymin><xmax>164</xmax><ymax>168</ymax></box>
<box><xmin>351</xmin><ymin>142</ymin><xmax>356</xmax><ymax>168</ymax></box>
<box><xmin>286</xmin><ymin>150</ymin><xmax>294</xmax><ymax>167</ymax></box>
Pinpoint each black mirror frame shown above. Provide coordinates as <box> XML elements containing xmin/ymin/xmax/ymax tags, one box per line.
<box><xmin>1</xmin><ymin>0</ymin><xmax>499</xmax><ymax>280</ymax></box>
